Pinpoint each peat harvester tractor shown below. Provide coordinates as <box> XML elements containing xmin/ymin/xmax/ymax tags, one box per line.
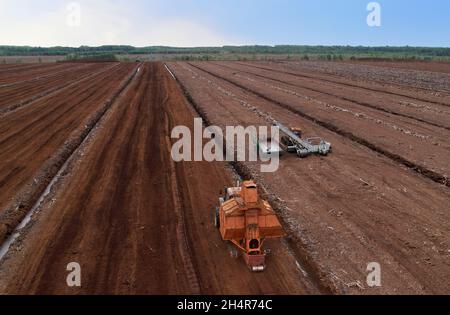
<box><xmin>214</xmin><ymin>180</ymin><xmax>285</xmax><ymax>272</ymax></box>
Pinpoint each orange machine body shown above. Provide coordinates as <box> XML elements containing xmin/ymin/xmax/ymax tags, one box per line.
<box><xmin>218</xmin><ymin>181</ymin><xmax>285</xmax><ymax>271</ymax></box>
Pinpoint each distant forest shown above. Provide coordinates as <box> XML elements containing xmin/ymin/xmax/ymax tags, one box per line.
<box><xmin>1</xmin><ymin>45</ymin><xmax>450</xmax><ymax>61</ymax></box>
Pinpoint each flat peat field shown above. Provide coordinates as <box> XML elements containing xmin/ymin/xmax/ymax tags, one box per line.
<box><xmin>0</xmin><ymin>60</ymin><xmax>448</xmax><ymax>294</ymax></box>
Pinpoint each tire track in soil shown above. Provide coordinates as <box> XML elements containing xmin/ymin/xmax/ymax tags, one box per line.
<box><xmin>212</xmin><ymin>62</ymin><xmax>450</xmax><ymax>131</ymax></box>
<box><xmin>164</xmin><ymin>112</ymin><xmax>202</xmax><ymax>294</ymax></box>
<box><xmin>187</xmin><ymin>62</ymin><xmax>450</xmax><ymax>188</ymax></box>
<box><xmin>236</xmin><ymin>62</ymin><xmax>450</xmax><ymax>108</ymax></box>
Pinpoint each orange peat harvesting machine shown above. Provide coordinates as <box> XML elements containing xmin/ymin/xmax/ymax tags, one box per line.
<box><xmin>214</xmin><ymin>181</ymin><xmax>285</xmax><ymax>272</ymax></box>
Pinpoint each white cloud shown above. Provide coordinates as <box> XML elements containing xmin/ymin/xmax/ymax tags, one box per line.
<box><xmin>137</xmin><ymin>19</ymin><xmax>236</xmax><ymax>47</ymax></box>
<box><xmin>0</xmin><ymin>0</ymin><xmax>238</xmax><ymax>47</ymax></box>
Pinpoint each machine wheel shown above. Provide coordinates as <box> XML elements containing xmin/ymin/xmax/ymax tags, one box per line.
<box><xmin>297</xmin><ymin>151</ymin><xmax>309</xmax><ymax>159</ymax></box>
<box><xmin>214</xmin><ymin>207</ymin><xmax>220</xmax><ymax>229</ymax></box>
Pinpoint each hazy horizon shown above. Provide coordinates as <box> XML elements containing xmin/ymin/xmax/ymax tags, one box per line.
<box><xmin>1</xmin><ymin>0</ymin><xmax>449</xmax><ymax>48</ymax></box>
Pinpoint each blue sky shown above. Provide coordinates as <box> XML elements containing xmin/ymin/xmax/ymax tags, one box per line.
<box><xmin>0</xmin><ymin>0</ymin><xmax>449</xmax><ymax>47</ymax></box>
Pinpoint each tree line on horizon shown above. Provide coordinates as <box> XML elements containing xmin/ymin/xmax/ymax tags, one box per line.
<box><xmin>1</xmin><ymin>45</ymin><xmax>449</xmax><ymax>61</ymax></box>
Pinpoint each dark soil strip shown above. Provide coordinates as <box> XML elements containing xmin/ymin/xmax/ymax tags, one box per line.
<box><xmin>188</xmin><ymin>63</ymin><xmax>450</xmax><ymax>188</ymax></box>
